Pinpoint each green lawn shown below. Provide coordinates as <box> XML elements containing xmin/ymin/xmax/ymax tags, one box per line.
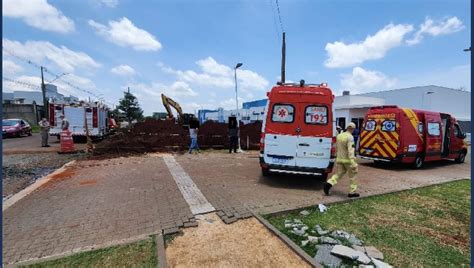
<box><xmin>266</xmin><ymin>180</ymin><xmax>470</xmax><ymax>267</ymax></box>
<box><xmin>23</xmin><ymin>237</ymin><xmax>158</xmax><ymax>267</ymax></box>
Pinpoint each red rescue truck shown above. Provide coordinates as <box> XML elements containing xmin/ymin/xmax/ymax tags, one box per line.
<box><xmin>358</xmin><ymin>105</ymin><xmax>468</xmax><ymax>168</ymax></box>
<box><xmin>259</xmin><ymin>82</ymin><xmax>336</xmax><ymax>179</ymax></box>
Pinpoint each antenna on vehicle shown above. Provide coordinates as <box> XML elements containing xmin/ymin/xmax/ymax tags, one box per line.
<box><xmin>280</xmin><ymin>32</ymin><xmax>286</xmax><ymax>84</ymax></box>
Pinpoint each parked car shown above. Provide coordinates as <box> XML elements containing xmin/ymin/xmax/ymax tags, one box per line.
<box><xmin>2</xmin><ymin>119</ymin><xmax>32</xmax><ymax>138</ymax></box>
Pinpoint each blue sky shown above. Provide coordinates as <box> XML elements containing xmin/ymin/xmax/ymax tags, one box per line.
<box><xmin>3</xmin><ymin>0</ymin><xmax>471</xmax><ymax>115</ymax></box>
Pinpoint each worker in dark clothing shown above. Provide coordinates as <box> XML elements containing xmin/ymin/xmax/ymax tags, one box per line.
<box><xmin>39</xmin><ymin>117</ymin><xmax>50</xmax><ymax>147</ymax></box>
<box><xmin>228</xmin><ymin>116</ymin><xmax>238</xmax><ymax>153</ymax></box>
<box><xmin>60</xmin><ymin>114</ymin><xmax>69</xmax><ymax>131</ymax></box>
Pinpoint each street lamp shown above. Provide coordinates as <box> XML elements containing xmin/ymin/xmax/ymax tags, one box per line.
<box><xmin>463</xmin><ymin>47</ymin><xmax>471</xmax><ymax>52</ymax></box>
<box><xmin>234</xmin><ymin>62</ymin><xmax>243</xmax><ymax>152</ymax></box>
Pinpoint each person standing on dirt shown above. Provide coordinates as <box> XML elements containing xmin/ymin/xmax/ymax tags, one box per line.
<box><xmin>324</xmin><ymin>122</ymin><xmax>360</xmax><ymax>198</ymax></box>
<box><xmin>60</xmin><ymin>114</ymin><xmax>69</xmax><ymax>131</ymax></box>
<box><xmin>39</xmin><ymin>117</ymin><xmax>50</xmax><ymax>147</ymax></box>
<box><xmin>188</xmin><ymin>120</ymin><xmax>200</xmax><ymax>154</ymax></box>
<box><xmin>228</xmin><ymin>116</ymin><xmax>238</xmax><ymax>153</ymax></box>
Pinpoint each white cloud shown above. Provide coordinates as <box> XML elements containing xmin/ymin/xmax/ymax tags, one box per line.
<box><xmin>407</xmin><ymin>17</ymin><xmax>464</xmax><ymax>45</ymax></box>
<box><xmin>89</xmin><ymin>18</ymin><xmax>162</xmax><ymax>51</ymax></box>
<box><xmin>340</xmin><ymin>67</ymin><xmax>396</xmax><ymax>93</ymax></box>
<box><xmin>3</xmin><ymin>75</ymin><xmax>42</xmax><ymax>92</ymax></box>
<box><xmin>3</xmin><ymin>39</ymin><xmax>101</xmax><ymax>72</ymax></box>
<box><xmin>220</xmin><ymin>97</ymin><xmax>245</xmax><ymax>110</ymax></box>
<box><xmin>3</xmin><ymin>0</ymin><xmax>74</xmax><ymax>33</ymax></box>
<box><xmin>3</xmin><ymin>60</ymin><xmax>24</xmax><ymax>76</ymax></box>
<box><xmin>97</xmin><ymin>0</ymin><xmax>118</xmax><ymax>8</ymax></box>
<box><xmin>325</xmin><ymin>24</ymin><xmax>414</xmax><ymax>68</ymax></box>
<box><xmin>160</xmin><ymin>57</ymin><xmax>269</xmax><ymax>91</ymax></box>
<box><xmin>111</xmin><ymin>65</ymin><xmax>136</xmax><ymax>76</ymax></box>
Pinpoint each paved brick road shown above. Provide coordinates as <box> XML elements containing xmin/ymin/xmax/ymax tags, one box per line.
<box><xmin>3</xmin><ymin>155</ymin><xmax>194</xmax><ymax>264</ymax></box>
<box><xmin>175</xmin><ymin>150</ymin><xmax>470</xmax><ymax>214</ymax></box>
<box><xmin>3</xmin><ymin>149</ymin><xmax>470</xmax><ymax>264</ymax></box>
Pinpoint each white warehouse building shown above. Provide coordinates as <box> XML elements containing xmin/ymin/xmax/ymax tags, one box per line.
<box><xmin>199</xmin><ymin>85</ymin><xmax>471</xmax><ymax>134</ymax></box>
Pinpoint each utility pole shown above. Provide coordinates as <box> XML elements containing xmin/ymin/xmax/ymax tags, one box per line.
<box><xmin>41</xmin><ymin>66</ymin><xmax>48</xmax><ymax>118</ymax></box>
<box><xmin>281</xmin><ymin>32</ymin><xmax>286</xmax><ymax>84</ymax></box>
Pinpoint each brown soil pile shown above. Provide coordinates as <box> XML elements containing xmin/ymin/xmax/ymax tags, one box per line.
<box><xmin>94</xmin><ymin>120</ymin><xmax>262</xmax><ymax>155</ymax></box>
<box><xmin>166</xmin><ymin>213</ymin><xmax>310</xmax><ymax>267</ymax></box>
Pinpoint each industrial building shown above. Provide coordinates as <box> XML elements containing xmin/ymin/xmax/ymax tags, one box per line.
<box><xmin>198</xmin><ymin>85</ymin><xmax>471</xmax><ymax>135</ymax></box>
<box><xmin>2</xmin><ymin>84</ymin><xmax>78</xmax><ymax>105</ymax></box>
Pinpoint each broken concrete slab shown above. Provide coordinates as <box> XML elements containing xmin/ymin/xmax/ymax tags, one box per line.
<box><xmin>284</xmin><ymin>223</ymin><xmax>293</xmax><ymax>228</ymax></box>
<box><xmin>300</xmin><ymin>210</ymin><xmax>310</xmax><ymax>216</ymax></box>
<box><xmin>318</xmin><ymin>236</ymin><xmax>340</xmax><ymax>245</ymax></box>
<box><xmin>293</xmin><ymin>219</ymin><xmax>302</xmax><ymax>224</ymax></box>
<box><xmin>291</xmin><ymin>228</ymin><xmax>306</xmax><ymax>236</ymax></box>
<box><xmin>352</xmin><ymin>245</ymin><xmax>384</xmax><ymax>260</ymax></box>
<box><xmin>301</xmin><ymin>240</ymin><xmax>309</xmax><ymax>247</ymax></box>
<box><xmin>315</xmin><ymin>224</ymin><xmax>330</xmax><ymax>236</ymax></box>
<box><xmin>331</xmin><ymin>245</ymin><xmax>371</xmax><ymax>264</ymax></box>
<box><xmin>307</xmin><ymin>235</ymin><xmax>318</xmax><ymax>243</ymax></box>
<box><xmin>359</xmin><ymin>265</ymin><xmax>375</xmax><ymax>268</ymax></box>
<box><xmin>314</xmin><ymin>244</ymin><xmax>342</xmax><ymax>267</ymax></box>
<box><xmin>284</xmin><ymin>219</ymin><xmax>292</xmax><ymax>224</ymax></box>
<box><xmin>330</xmin><ymin>230</ymin><xmax>351</xmax><ymax>240</ymax></box>
<box><xmin>371</xmin><ymin>257</ymin><xmax>393</xmax><ymax>268</ymax></box>
<box><xmin>348</xmin><ymin>234</ymin><xmax>363</xmax><ymax>246</ymax></box>
<box><xmin>365</xmin><ymin>246</ymin><xmax>384</xmax><ymax>260</ymax></box>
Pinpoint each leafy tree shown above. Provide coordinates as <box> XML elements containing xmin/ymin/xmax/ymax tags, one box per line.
<box><xmin>116</xmin><ymin>89</ymin><xmax>144</xmax><ymax>125</ymax></box>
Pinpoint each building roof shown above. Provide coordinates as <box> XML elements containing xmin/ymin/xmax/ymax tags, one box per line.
<box><xmin>243</xmin><ymin>99</ymin><xmax>267</xmax><ymax>109</ymax></box>
<box><xmin>355</xmin><ymin>85</ymin><xmax>470</xmax><ymax>96</ymax></box>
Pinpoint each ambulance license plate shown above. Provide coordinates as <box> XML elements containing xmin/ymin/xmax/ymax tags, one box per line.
<box><xmin>272</xmin><ymin>157</ymin><xmax>288</xmax><ymax>164</ymax></box>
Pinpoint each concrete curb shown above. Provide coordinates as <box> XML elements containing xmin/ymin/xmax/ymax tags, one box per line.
<box><xmin>155</xmin><ymin>234</ymin><xmax>168</xmax><ymax>268</ymax></box>
<box><xmin>3</xmin><ymin>160</ymin><xmax>77</xmax><ymax>211</ymax></box>
<box><xmin>251</xmin><ymin>211</ymin><xmax>320</xmax><ymax>268</ymax></box>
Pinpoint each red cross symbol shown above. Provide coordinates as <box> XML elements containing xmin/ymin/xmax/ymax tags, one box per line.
<box><xmin>278</xmin><ymin>109</ymin><xmax>287</xmax><ymax>118</ymax></box>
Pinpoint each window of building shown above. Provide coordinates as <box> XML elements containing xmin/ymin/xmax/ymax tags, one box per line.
<box><xmin>336</xmin><ymin>117</ymin><xmax>346</xmax><ymax>130</ymax></box>
<box><xmin>271</xmin><ymin>104</ymin><xmax>294</xmax><ymax>123</ymax></box>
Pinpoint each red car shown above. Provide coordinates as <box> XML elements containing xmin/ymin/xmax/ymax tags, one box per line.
<box><xmin>2</xmin><ymin>119</ymin><xmax>33</xmax><ymax>138</ymax></box>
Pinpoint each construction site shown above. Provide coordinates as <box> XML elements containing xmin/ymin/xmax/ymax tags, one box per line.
<box><xmin>2</xmin><ymin>0</ymin><xmax>471</xmax><ymax>267</ymax></box>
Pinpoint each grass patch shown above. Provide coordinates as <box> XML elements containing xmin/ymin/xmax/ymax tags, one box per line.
<box><xmin>23</xmin><ymin>237</ymin><xmax>157</xmax><ymax>267</ymax></box>
<box><xmin>31</xmin><ymin>126</ymin><xmax>41</xmax><ymax>133</ymax></box>
<box><xmin>265</xmin><ymin>180</ymin><xmax>470</xmax><ymax>267</ymax></box>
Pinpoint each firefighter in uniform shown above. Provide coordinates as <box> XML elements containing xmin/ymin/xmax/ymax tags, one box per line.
<box><xmin>324</xmin><ymin>122</ymin><xmax>360</xmax><ymax>198</ymax></box>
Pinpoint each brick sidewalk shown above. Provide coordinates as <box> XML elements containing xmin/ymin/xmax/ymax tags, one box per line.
<box><xmin>3</xmin><ymin>155</ymin><xmax>194</xmax><ymax>264</ymax></box>
<box><xmin>176</xmin><ymin>151</ymin><xmax>470</xmax><ymax>215</ymax></box>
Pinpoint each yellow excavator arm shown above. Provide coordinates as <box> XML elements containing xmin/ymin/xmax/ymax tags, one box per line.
<box><xmin>161</xmin><ymin>94</ymin><xmax>184</xmax><ymax>119</ymax></box>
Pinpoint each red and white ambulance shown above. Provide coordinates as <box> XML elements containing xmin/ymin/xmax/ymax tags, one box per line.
<box><xmin>358</xmin><ymin>105</ymin><xmax>468</xmax><ymax>168</ymax></box>
<box><xmin>259</xmin><ymin>82</ymin><xmax>336</xmax><ymax>179</ymax></box>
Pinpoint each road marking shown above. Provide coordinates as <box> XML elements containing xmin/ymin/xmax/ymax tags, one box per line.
<box><xmin>163</xmin><ymin>155</ymin><xmax>215</xmax><ymax>215</ymax></box>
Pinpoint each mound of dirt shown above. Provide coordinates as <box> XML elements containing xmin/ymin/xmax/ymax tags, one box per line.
<box><xmin>94</xmin><ymin>120</ymin><xmax>262</xmax><ymax>155</ymax></box>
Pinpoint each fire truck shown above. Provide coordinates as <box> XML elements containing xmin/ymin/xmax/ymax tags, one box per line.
<box><xmin>49</xmin><ymin>101</ymin><xmax>110</xmax><ymax>139</ymax></box>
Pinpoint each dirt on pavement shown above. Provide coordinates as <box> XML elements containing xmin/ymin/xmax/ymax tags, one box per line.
<box><xmin>165</xmin><ymin>212</ymin><xmax>309</xmax><ymax>268</ymax></box>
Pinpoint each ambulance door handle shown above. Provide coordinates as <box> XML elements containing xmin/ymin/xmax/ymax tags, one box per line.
<box><xmin>299</xmin><ymin>143</ymin><xmax>310</xmax><ymax>147</ymax></box>
<box><xmin>296</xmin><ymin>127</ymin><xmax>301</xmax><ymax>134</ymax></box>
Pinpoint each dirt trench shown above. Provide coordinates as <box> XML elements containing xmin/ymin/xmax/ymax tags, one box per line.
<box><xmin>165</xmin><ymin>213</ymin><xmax>310</xmax><ymax>267</ymax></box>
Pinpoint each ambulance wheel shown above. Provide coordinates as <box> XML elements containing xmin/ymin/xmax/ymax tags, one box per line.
<box><xmin>413</xmin><ymin>154</ymin><xmax>424</xmax><ymax>169</ymax></box>
<box><xmin>261</xmin><ymin>167</ymin><xmax>271</xmax><ymax>177</ymax></box>
<box><xmin>455</xmin><ymin>150</ymin><xmax>466</xmax><ymax>164</ymax></box>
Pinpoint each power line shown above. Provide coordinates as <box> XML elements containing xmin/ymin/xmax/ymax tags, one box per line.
<box><xmin>3</xmin><ymin>48</ymin><xmax>103</xmax><ymax>101</ymax></box>
<box><xmin>275</xmin><ymin>0</ymin><xmax>285</xmax><ymax>33</ymax></box>
<box><xmin>3</xmin><ymin>76</ymin><xmax>41</xmax><ymax>90</ymax></box>
<box><xmin>269</xmin><ymin>0</ymin><xmax>281</xmax><ymax>43</ymax></box>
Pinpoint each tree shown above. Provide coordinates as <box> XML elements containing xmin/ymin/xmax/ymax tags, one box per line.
<box><xmin>116</xmin><ymin>89</ymin><xmax>144</xmax><ymax>125</ymax></box>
